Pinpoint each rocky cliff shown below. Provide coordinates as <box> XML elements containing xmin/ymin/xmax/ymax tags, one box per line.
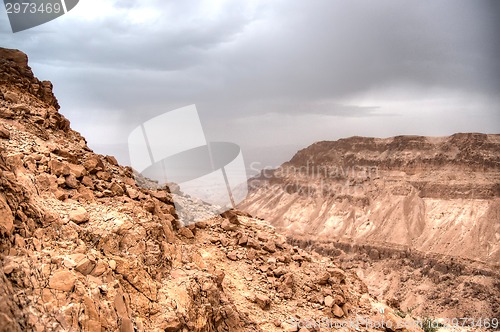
<box><xmin>0</xmin><ymin>48</ymin><xmax>421</xmax><ymax>332</ymax></box>
<box><xmin>240</xmin><ymin>134</ymin><xmax>500</xmax><ymax>265</ymax></box>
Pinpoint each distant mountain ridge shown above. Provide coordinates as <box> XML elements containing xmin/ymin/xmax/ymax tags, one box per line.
<box><xmin>240</xmin><ymin>133</ymin><xmax>500</xmax><ymax>264</ymax></box>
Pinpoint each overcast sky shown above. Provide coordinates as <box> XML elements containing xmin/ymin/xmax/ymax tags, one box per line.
<box><xmin>1</xmin><ymin>0</ymin><xmax>499</xmax><ymax>170</ymax></box>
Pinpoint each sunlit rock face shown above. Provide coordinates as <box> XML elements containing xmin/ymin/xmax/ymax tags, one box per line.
<box><xmin>241</xmin><ymin>134</ymin><xmax>500</xmax><ymax>264</ymax></box>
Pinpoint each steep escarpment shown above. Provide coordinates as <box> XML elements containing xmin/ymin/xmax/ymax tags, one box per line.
<box><xmin>0</xmin><ymin>47</ymin><xmax>245</xmax><ymax>332</ymax></box>
<box><xmin>240</xmin><ymin>133</ymin><xmax>500</xmax><ymax>324</ymax></box>
<box><xmin>1</xmin><ymin>48</ymin><xmax>420</xmax><ymax>332</ymax></box>
<box><xmin>240</xmin><ymin>134</ymin><xmax>500</xmax><ymax>265</ymax></box>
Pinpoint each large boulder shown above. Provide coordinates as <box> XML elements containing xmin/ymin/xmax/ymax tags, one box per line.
<box><xmin>0</xmin><ymin>194</ymin><xmax>14</xmax><ymax>234</ymax></box>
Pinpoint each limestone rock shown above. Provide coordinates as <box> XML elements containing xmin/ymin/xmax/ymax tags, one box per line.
<box><xmin>317</xmin><ymin>271</ymin><xmax>330</xmax><ymax>285</ymax></box>
<box><xmin>48</xmin><ymin>159</ymin><xmax>70</xmax><ymax>176</ymax></box>
<box><xmin>227</xmin><ymin>251</ymin><xmax>238</xmax><ymax>261</ymax></box>
<box><xmin>69</xmin><ymin>207</ymin><xmax>89</xmax><ymax>224</ymax></box>
<box><xmin>221</xmin><ymin>210</ymin><xmax>240</xmax><ymax>225</ymax></box>
<box><xmin>49</xmin><ymin>270</ymin><xmax>77</xmax><ymax>292</ymax></box>
<box><xmin>263</xmin><ymin>241</ymin><xmax>276</xmax><ymax>253</ymax></box>
<box><xmin>0</xmin><ymin>127</ymin><xmax>9</xmax><ymax>139</ymax></box>
<box><xmin>3</xmin><ymin>91</ymin><xmax>19</xmax><ymax>103</ymax></box>
<box><xmin>67</xmin><ymin>163</ymin><xmax>86</xmax><ymax>178</ymax></box>
<box><xmin>332</xmin><ymin>304</ymin><xmax>344</xmax><ymax>318</ymax></box>
<box><xmin>83</xmin><ymin>155</ymin><xmax>105</xmax><ymax>173</ymax></box>
<box><xmin>105</xmin><ymin>155</ymin><xmax>118</xmax><ymax>166</ymax></box>
<box><xmin>0</xmin><ymin>194</ymin><xmax>14</xmax><ymax>234</ymax></box>
<box><xmin>324</xmin><ymin>295</ymin><xmax>334</xmax><ymax>308</ymax></box>
<box><xmin>221</xmin><ymin>219</ymin><xmax>237</xmax><ymax>231</ymax></box>
<box><xmin>178</xmin><ymin>227</ymin><xmax>194</xmax><ymax>239</ymax></box>
<box><xmin>255</xmin><ymin>294</ymin><xmax>271</xmax><ymax>310</ymax></box>
<box><xmin>65</xmin><ymin>174</ymin><xmax>79</xmax><ymax>189</ymax></box>
<box><xmin>75</xmin><ymin>258</ymin><xmax>95</xmax><ymax>275</ymax></box>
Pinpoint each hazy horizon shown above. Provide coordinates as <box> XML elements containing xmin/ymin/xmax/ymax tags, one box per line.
<box><xmin>1</xmin><ymin>0</ymin><xmax>499</xmax><ymax>170</ymax></box>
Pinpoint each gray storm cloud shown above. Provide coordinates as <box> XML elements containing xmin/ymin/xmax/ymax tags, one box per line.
<box><xmin>1</xmin><ymin>0</ymin><xmax>498</xmax><ymax>169</ymax></box>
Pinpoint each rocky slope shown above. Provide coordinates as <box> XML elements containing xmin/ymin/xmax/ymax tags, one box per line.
<box><xmin>240</xmin><ymin>134</ymin><xmax>500</xmax><ymax>265</ymax></box>
<box><xmin>0</xmin><ymin>48</ymin><xmax>433</xmax><ymax>332</ymax></box>
<box><xmin>239</xmin><ymin>132</ymin><xmax>500</xmax><ymax>323</ymax></box>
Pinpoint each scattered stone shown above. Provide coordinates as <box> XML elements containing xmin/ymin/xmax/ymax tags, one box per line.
<box><xmin>3</xmin><ymin>91</ymin><xmax>19</xmax><ymax>103</ymax></box>
<box><xmin>0</xmin><ymin>194</ymin><xmax>14</xmax><ymax>234</ymax></box>
<box><xmin>54</xmin><ymin>188</ymin><xmax>68</xmax><ymax>201</ymax></box>
<box><xmin>273</xmin><ymin>266</ymin><xmax>287</xmax><ymax>277</ymax></box>
<box><xmin>105</xmin><ymin>155</ymin><xmax>118</xmax><ymax>166</ymax></box>
<box><xmin>96</xmin><ymin>171</ymin><xmax>112</xmax><ymax>181</ymax></box>
<box><xmin>178</xmin><ymin>227</ymin><xmax>194</xmax><ymax>239</ymax></box>
<box><xmin>317</xmin><ymin>271</ymin><xmax>330</xmax><ymax>285</ymax></box>
<box><xmin>281</xmin><ymin>321</ymin><xmax>299</xmax><ymax>332</ymax></box>
<box><xmin>49</xmin><ymin>159</ymin><xmax>70</xmax><ymax>176</ymax></box>
<box><xmin>120</xmin><ymin>318</ymin><xmax>134</xmax><ymax>332</ymax></box>
<box><xmin>167</xmin><ymin>182</ymin><xmax>180</xmax><ymax>194</ymax></box>
<box><xmin>0</xmin><ymin>48</ymin><xmax>454</xmax><ymax>332</ymax></box>
<box><xmin>77</xmin><ymin>186</ymin><xmax>95</xmax><ymax>202</ymax></box>
<box><xmin>151</xmin><ymin>190</ymin><xmax>171</xmax><ymax>203</ymax></box>
<box><xmin>0</xmin><ymin>127</ymin><xmax>10</xmax><ymax>139</ymax></box>
<box><xmin>332</xmin><ymin>304</ymin><xmax>344</xmax><ymax>318</ymax></box>
<box><xmin>3</xmin><ymin>259</ymin><xmax>18</xmax><ymax>274</ymax></box>
<box><xmin>369</xmin><ymin>248</ymin><xmax>380</xmax><ymax>260</ymax></box>
<box><xmin>69</xmin><ymin>207</ymin><xmax>89</xmax><ymax>224</ymax></box>
<box><xmin>324</xmin><ymin>295</ymin><xmax>334</xmax><ymax>307</ymax></box>
<box><xmin>109</xmin><ymin>182</ymin><xmax>125</xmax><ymax>196</ymax></box>
<box><xmin>221</xmin><ymin>210</ymin><xmax>240</xmax><ymax>224</ymax></box>
<box><xmin>90</xmin><ymin>260</ymin><xmax>107</xmax><ymax>277</ymax></box>
<box><xmin>162</xmin><ymin>313</ymin><xmax>182</xmax><ymax>332</ymax></box>
<box><xmin>75</xmin><ymin>258</ymin><xmax>95</xmax><ymax>275</ymax></box>
<box><xmin>227</xmin><ymin>251</ymin><xmax>238</xmax><ymax>261</ymax></box>
<box><xmin>0</xmin><ymin>107</ymin><xmax>15</xmax><ymax>118</ymax></box>
<box><xmin>329</xmin><ymin>268</ymin><xmax>346</xmax><ymax>284</ymax></box>
<box><xmin>214</xmin><ymin>270</ymin><xmax>225</xmax><ymax>287</ymax></box>
<box><xmin>246</xmin><ymin>238</ymin><xmax>260</xmax><ymax>250</ymax></box>
<box><xmin>263</xmin><ymin>241</ymin><xmax>276</xmax><ymax>253</ymax></box>
<box><xmin>221</xmin><ymin>219</ymin><xmax>237</xmax><ymax>231</ymax></box>
<box><xmin>256</xmin><ymin>232</ymin><xmax>268</xmax><ymax>242</ymax></box>
<box><xmin>126</xmin><ymin>186</ymin><xmax>140</xmax><ymax>200</ymax></box>
<box><xmin>109</xmin><ymin>260</ymin><xmax>117</xmax><ymax>270</ymax></box>
<box><xmin>255</xmin><ymin>294</ymin><xmax>271</xmax><ymax>310</ymax></box>
<box><xmin>238</xmin><ymin>234</ymin><xmax>248</xmax><ymax>245</ymax></box>
<box><xmin>341</xmin><ymin>303</ymin><xmax>351</xmax><ymax>317</ymax></box>
<box><xmin>65</xmin><ymin>174</ymin><xmax>79</xmax><ymax>189</ymax></box>
<box><xmin>334</xmin><ymin>294</ymin><xmax>345</xmax><ymax>305</ymax></box>
<box><xmin>14</xmin><ymin>234</ymin><xmax>25</xmax><ymax>248</ymax></box>
<box><xmin>83</xmin><ymin>155</ymin><xmax>105</xmax><ymax>173</ymax></box>
<box><xmin>49</xmin><ymin>270</ymin><xmax>77</xmax><ymax>292</ymax></box>
<box><xmin>81</xmin><ymin>176</ymin><xmax>94</xmax><ymax>188</ymax></box>
<box><xmin>143</xmin><ymin>199</ymin><xmax>156</xmax><ymax>213</ymax></box>
<box><xmin>195</xmin><ymin>221</ymin><xmax>207</xmax><ymax>229</ymax></box>
<box><xmin>67</xmin><ymin>163</ymin><xmax>86</xmax><ymax>178</ymax></box>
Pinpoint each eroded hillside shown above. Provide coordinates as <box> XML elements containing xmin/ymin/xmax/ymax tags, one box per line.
<box><xmin>240</xmin><ymin>135</ymin><xmax>500</xmax><ymax>264</ymax></box>
<box><xmin>240</xmin><ymin>132</ymin><xmax>500</xmax><ymax>321</ymax></box>
<box><xmin>0</xmin><ymin>48</ymin><xmax>428</xmax><ymax>332</ymax></box>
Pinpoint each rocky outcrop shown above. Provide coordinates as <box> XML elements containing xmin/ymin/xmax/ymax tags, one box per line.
<box><xmin>289</xmin><ymin>235</ymin><xmax>500</xmax><ymax>319</ymax></box>
<box><xmin>0</xmin><ymin>47</ymin><xmax>257</xmax><ymax>331</ymax></box>
<box><xmin>240</xmin><ymin>134</ymin><xmax>500</xmax><ymax>265</ymax></box>
<box><xmin>0</xmin><ymin>48</ymin><xmax>59</xmax><ymax>111</ymax></box>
